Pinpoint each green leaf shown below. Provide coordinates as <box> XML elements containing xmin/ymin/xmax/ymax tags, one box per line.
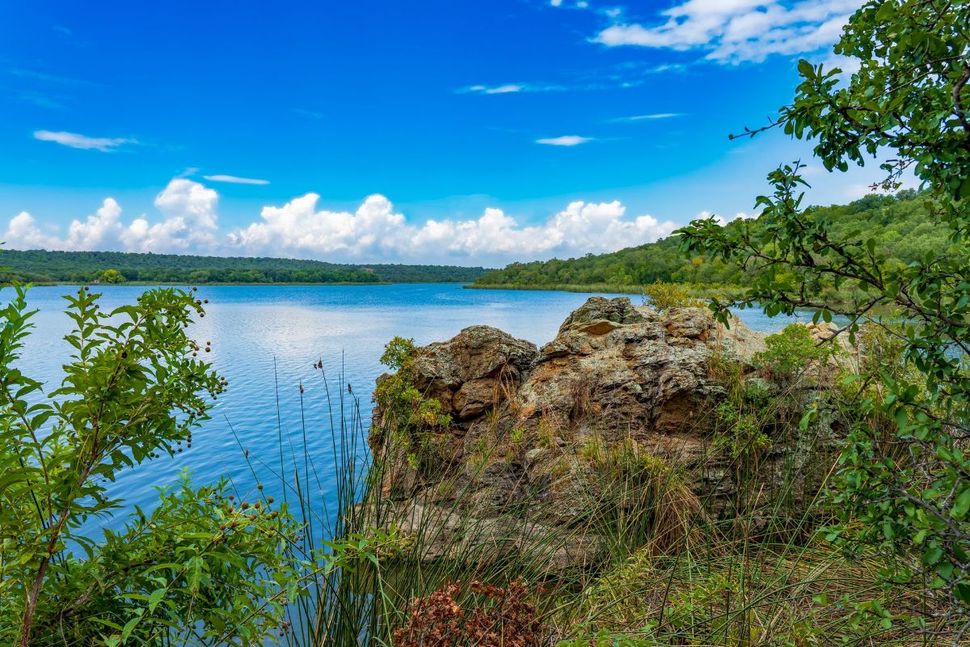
<box><xmin>148</xmin><ymin>587</ymin><xmax>166</xmax><ymax>613</ymax></box>
<box><xmin>959</xmin><ymin>176</ymin><xmax>970</xmax><ymax>200</ymax></box>
<box><xmin>120</xmin><ymin>614</ymin><xmax>141</xmax><ymax>643</ymax></box>
<box><xmin>955</xmin><ymin>583</ymin><xmax>970</xmax><ymax>605</ymax></box>
<box><xmin>951</xmin><ymin>488</ymin><xmax>970</xmax><ymax>520</ymax></box>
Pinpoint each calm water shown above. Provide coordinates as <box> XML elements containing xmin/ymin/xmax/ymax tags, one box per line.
<box><xmin>15</xmin><ymin>283</ymin><xmax>808</xmax><ymax>535</ymax></box>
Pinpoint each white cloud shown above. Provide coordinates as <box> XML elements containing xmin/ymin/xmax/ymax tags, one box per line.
<box><xmin>611</xmin><ymin>112</ymin><xmax>683</xmax><ymax>122</ymax></box>
<box><xmin>419</xmin><ymin>200</ymin><xmax>677</xmax><ymax>261</ymax></box>
<box><xmin>465</xmin><ymin>83</ymin><xmax>524</xmax><ymax>94</ymax></box>
<box><xmin>550</xmin><ymin>0</ymin><xmax>592</xmax><ymax>8</ymax></box>
<box><xmin>4</xmin><ymin>179</ymin><xmax>221</xmax><ymax>254</ymax></box>
<box><xmin>229</xmin><ymin>194</ymin><xmax>676</xmax><ymax>264</ymax></box>
<box><xmin>228</xmin><ymin>193</ymin><xmax>410</xmax><ymax>258</ymax></box>
<box><xmin>33</xmin><ymin>129</ymin><xmax>136</xmax><ymax>152</ymax></box>
<box><xmin>458</xmin><ymin>82</ymin><xmax>563</xmax><ymax>95</ymax></box>
<box><xmin>593</xmin><ymin>0</ymin><xmax>862</xmax><ymax>63</ymax></box>
<box><xmin>64</xmin><ymin>198</ymin><xmax>124</xmax><ymax>249</ymax></box>
<box><xmin>3</xmin><ymin>212</ymin><xmax>63</xmax><ymax>250</ymax></box>
<box><xmin>536</xmin><ymin>135</ymin><xmax>593</xmax><ymax>146</ymax></box>
<box><xmin>4</xmin><ymin>199</ymin><xmax>125</xmax><ymax>251</ymax></box>
<box><xmin>124</xmin><ymin>179</ymin><xmax>221</xmax><ymax>252</ymax></box>
<box><xmin>202</xmin><ymin>174</ymin><xmax>270</xmax><ymax>185</ymax></box>
<box><xmin>3</xmin><ymin>179</ymin><xmax>679</xmax><ymax>265</ymax></box>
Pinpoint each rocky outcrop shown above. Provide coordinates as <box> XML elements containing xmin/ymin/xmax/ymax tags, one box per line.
<box><xmin>409</xmin><ymin>326</ymin><xmax>538</xmax><ymax>421</ymax></box>
<box><xmin>368</xmin><ymin>297</ymin><xmax>843</xmax><ymax>570</ymax></box>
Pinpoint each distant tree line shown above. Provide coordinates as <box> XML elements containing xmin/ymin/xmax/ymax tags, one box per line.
<box><xmin>0</xmin><ymin>250</ymin><xmax>487</xmax><ymax>284</ymax></box>
<box><xmin>474</xmin><ymin>190</ymin><xmax>943</xmax><ymax>291</ymax></box>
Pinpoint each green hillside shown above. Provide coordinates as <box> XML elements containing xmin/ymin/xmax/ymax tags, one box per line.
<box><xmin>0</xmin><ymin>249</ymin><xmax>487</xmax><ymax>285</ymax></box>
<box><xmin>473</xmin><ymin>189</ymin><xmax>946</xmax><ymax>293</ymax></box>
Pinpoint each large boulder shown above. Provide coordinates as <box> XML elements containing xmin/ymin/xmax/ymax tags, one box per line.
<box><xmin>368</xmin><ymin>297</ymin><xmax>841</xmax><ymax>570</ymax></box>
<box><xmin>408</xmin><ymin>325</ymin><xmax>538</xmax><ymax>420</ymax></box>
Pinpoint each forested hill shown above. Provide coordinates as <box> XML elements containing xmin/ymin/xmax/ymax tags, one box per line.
<box><xmin>473</xmin><ymin>190</ymin><xmax>946</xmax><ymax>291</ymax></box>
<box><xmin>0</xmin><ymin>249</ymin><xmax>487</xmax><ymax>284</ymax></box>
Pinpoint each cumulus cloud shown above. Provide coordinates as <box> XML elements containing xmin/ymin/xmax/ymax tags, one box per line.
<box><xmin>202</xmin><ymin>174</ymin><xmax>270</xmax><ymax>185</ymax></box>
<box><xmin>228</xmin><ymin>194</ymin><xmax>676</xmax><ymax>264</ymax></box>
<box><xmin>64</xmin><ymin>198</ymin><xmax>124</xmax><ymax>249</ymax></box>
<box><xmin>33</xmin><ymin>130</ymin><xmax>137</xmax><ymax>152</ymax></box>
<box><xmin>122</xmin><ymin>179</ymin><xmax>221</xmax><ymax>252</ymax></box>
<box><xmin>228</xmin><ymin>194</ymin><xmax>410</xmax><ymax>258</ymax></box>
<box><xmin>4</xmin><ymin>179</ymin><xmax>221</xmax><ymax>254</ymax></box>
<box><xmin>3</xmin><ymin>212</ymin><xmax>63</xmax><ymax>250</ymax></box>
<box><xmin>536</xmin><ymin>135</ymin><xmax>593</xmax><ymax>146</ymax></box>
<box><xmin>417</xmin><ymin>200</ymin><xmax>676</xmax><ymax>261</ymax></box>
<box><xmin>593</xmin><ymin>0</ymin><xmax>861</xmax><ymax>63</ymax></box>
<box><xmin>2</xmin><ymin>179</ymin><xmax>680</xmax><ymax>265</ymax></box>
<box><xmin>3</xmin><ymin>199</ymin><xmax>125</xmax><ymax>251</ymax></box>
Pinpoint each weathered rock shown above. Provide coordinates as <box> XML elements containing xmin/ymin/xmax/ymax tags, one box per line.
<box><xmin>368</xmin><ymin>297</ymin><xmax>844</xmax><ymax>571</ymax></box>
<box><xmin>557</xmin><ymin>296</ymin><xmax>648</xmax><ymax>333</ymax></box>
<box><xmin>409</xmin><ymin>325</ymin><xmax>538</xmax><ymax>419</ymax></box>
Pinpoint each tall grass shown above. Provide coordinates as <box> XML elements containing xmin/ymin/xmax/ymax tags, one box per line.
<box><xmin>247</xmin><ymin>354</ymin><xmax>953</xmax><ymax>646</ymax></box>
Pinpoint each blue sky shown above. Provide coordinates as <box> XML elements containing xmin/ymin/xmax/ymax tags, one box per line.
<box><xmin>0</xmin><ymin>0</ymin><xmax>887</xmax><ymax>266</ymax></box>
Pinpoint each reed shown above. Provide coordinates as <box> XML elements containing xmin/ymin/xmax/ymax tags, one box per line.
<box><xmin>256</xmin><ymin>351</ymin><xmax>954</xmax><ymax>647</ymax></box>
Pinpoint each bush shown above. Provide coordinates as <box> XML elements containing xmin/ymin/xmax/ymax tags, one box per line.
<box><xmin>372</xmin><ymin>336</ymin><xmax>451</xmax><ymax>472</ymax></box>
<box><xmin>754</xmin><ymin>324</ymin><xmax>831</xmax><ymax>381</ymax></box>
<box><xmin>642</xmin><ymin>281</ymin><xmax>702</xmax><ymax>311</ymax></box>
<box><xmin>98</xmin><ymin>268</ymin><xmax>126</xmax><ymax>283</ymax></box>
<box><xmin>0</xmin><ymin>285</ymin><xmax>302</xmax><ymax>645</ymax></box>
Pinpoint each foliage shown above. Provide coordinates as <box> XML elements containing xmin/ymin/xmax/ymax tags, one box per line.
<box><xmin>754</xmin><ymin>324</ymin><xmax>833</xmax><ymax>381</ymax></box>
<box><xmin>393</xmin><ymin>580</ymin><xmax>545</xmax><ymax>647</ymax></box>
<box><xmin>714</xmin><ymin>400</ymin><xmax>770</xmax><ymax>462</ymax></box>
<box><xmin>312</xmin><ymin>324</ymin><xmax>952</xmax><ymax>646</ymax></box>
<box><xmin>473</xmin><ymin>189</ymin><xmax>949</xmax><ymax>298</ymax></box>
<box><xmin>372</xmin><ymin>336</ymin><xmax>451</xmax><ymax>472</ymax></box>
<box><xmin>561</xmin><ymin>545</ymin><xmax>930</xmax><ymax>646</ymax></box>
<box><xmin>0</xmin><ymin>249</ymin><xmax>487</xmax><ymax>285</ymax></box>
<box><xmin>678</xmin><ymin>0</ymin><xmax>970</xmax><ymax>633</ymax></box>
<box><xmin>641</xmin><ymin>281</ymin><xmax>702</xmax><ymax>311</ymax></box>
<box><xmin>0</xmin><ymin>285</ymin><xmax>302</xmax><ymax>645</ymax></box>
<box><xmin>580</xmin><ymin>436</ymin><xmax>702</xmax><ymax>557</ymax></box>
<box><xmin>63</xmin><ymin>477</ymin><xmax>300</xmax><ymax>646</ymax></box>
<box><xmin>98</xmin><ymin>268</ymin><xmax>126</xmax><ymax>284</ymax></box>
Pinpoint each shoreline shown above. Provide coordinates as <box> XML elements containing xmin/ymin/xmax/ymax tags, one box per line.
<box><xmin>467</xmin><ymin>282</ymin><xmax>746</xmax><ymax>299</ymax></box>
<box><xmin>21</xmin><ymin>280</ymin><xmax>475</xmax><ymax>288</ymax></box>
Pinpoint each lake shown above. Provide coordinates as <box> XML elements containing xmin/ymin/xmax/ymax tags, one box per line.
<box><xmin>16</xmin><ymin>283</ymin><xmax>810</xmax><ymax>535</ymax></box>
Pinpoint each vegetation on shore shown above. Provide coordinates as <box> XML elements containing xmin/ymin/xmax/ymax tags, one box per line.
<box><xmin>473</xmin><ymin>189</ymin><xmax>949</xmax><ymax>300</ymax></box>
<box><xmin>326</xmin><ymin>1</ymin><xmax>970</xmax><ymax>644</ymax></box>
<box><xmin>0</xmin><ymin>286</ymin><xmax>304</xmax><ymax>645</ymax></box>
<box><xmin>0</xmin><ymin>249</ymin><xmax>487</xmax><ymax>285</ymax></box>
<box><xmin>1</xmin><ymin>0</ymin><xmax>967</xmax><ymax>645</ymax></box>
